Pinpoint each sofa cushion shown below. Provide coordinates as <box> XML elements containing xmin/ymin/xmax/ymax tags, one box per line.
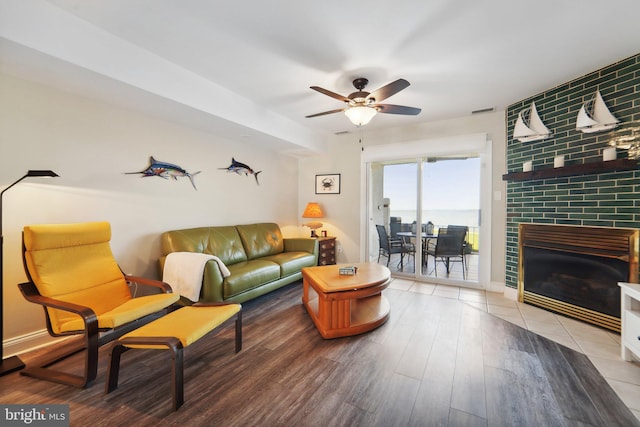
<box><xmin>261</xmin><ymin>252</ymin><xmax>317</xmax><ymax>277</ymax></box>
<box><xmin>224</xmin><ymin>259</ymin><xmax>281</xmax><ymax>298</ymax></box>
<box><xmin>236</xmin><ymin>223</ymin><xmax>284</xmax><ymax>260</ymax></box>
<box><xmin>161</xmin><ymin>226</ymin><xmax>247</xmax><ymax>265</ymax></box>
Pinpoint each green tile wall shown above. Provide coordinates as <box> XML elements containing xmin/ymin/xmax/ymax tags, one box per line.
<box><xmin>505</xmin><ymin>53</ymin><xmax>640</xmax><ymax>289</ymax></box>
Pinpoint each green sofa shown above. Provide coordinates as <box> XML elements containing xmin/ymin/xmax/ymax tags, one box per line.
<box><xmin>159</xmin><ymin>223</ymin><xmax>318</xmax><ymax>304</ymax></box>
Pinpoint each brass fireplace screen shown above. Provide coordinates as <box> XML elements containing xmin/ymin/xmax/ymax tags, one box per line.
<box><xmin>519</xmin><ymin>224</ymin><xmax>639</xmax><ymax>332</ymax></box>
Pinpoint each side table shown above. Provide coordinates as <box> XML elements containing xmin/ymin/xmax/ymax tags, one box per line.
<box><xmin>317</xmin><ymin>236</ymin><xmax>336</xmax><ymax>265</ymax></box>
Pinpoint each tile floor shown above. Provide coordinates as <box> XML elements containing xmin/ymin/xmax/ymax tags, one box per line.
<box><xmin>382</xmin><ymin>252</ymin><xmax>479</xmax><ymax>282</ymax></box>
<box><xmin>388</xmin><ymin>277</ymin><xmax>640</xmax><ymax>421</ymax></box>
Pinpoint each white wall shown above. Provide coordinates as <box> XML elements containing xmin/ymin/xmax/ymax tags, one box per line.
<box><xmin>299</xmin><ymin>111</ymin><xmax>507</xmax><ymax>289</ymax></box>
<box><xmin>297</xmin><ymin>131</ymin><xmax>365</xmax><ymax>262</ymax></box>
<box><xmin>1</xmin><ymin>73</ymin><xmax>303</xmax><ymax>353</ymax></box>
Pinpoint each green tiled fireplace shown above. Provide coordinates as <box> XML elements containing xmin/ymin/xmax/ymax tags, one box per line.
<box><xmin>504</xmin><ymin>53</ymin><xmax>640</xmax><ymax>289</ymax></box>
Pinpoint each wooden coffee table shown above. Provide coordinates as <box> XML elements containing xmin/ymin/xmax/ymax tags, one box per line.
<box><xmin>301</xmin><ymin>263</ymin><xmax>391</xmax><ymax>339</ymax></box>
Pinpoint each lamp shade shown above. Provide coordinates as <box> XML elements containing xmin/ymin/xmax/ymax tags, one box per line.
<box><xmin>26</xmin><ymin>170</ymin><xmax>59</xmax><ymax>178</ymax></box>
<box><xmin>302</xmin><ymin>202</ymin><xmax>324</xmax><ymax>237</ymax></box>
<box><xmin>302</xmin><ymin>202</ymin><xmax>324</xmax><ymax>218</ymax></box>
<box><xmin>344</xmin><ymin>106</ymin><xmax>377</xmax><ymax>126</ymax></box>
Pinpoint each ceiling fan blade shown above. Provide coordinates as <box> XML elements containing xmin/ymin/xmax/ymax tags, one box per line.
<box><xmin>374</xmin><ymin>104</ymin><xmax>422</xmax><ymax>115</ymax></box>
<box><xmin>310</xmin><ymin>86</ymin><xmax>350</xmax><ymax>103</ymax></box>
<box><xmin>305</xmin><ymin>108</ymin><xmax>345</xmax><ymax>118</ymax></box>
<box><xmin>367</xmin><ymin>79</ymin><xmax>410</xmax><ymax>103</ymax></box>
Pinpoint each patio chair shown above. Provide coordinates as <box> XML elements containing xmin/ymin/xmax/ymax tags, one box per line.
<box><xmin>425</xmin><ymin>226</ymin><xmax>468</xmax><ymax>279</ymax></box>
<box><xmin>18</xmin><ymin>221</ymin><xmax>179</xmax><ymax>387</ymax></box>
<box><xmin>376</xmin><ymin>225</ymin><xmax>414</xmax><ymax>270</ymax></box>
<box><xmin>446</xmin><ymin>225</ymin><xmax>471</xmax><ymax>272</ymax></box>
<box><xmin>389</xmin><ymin>217</ymin><xmax>402</xmax><ymax>240</ymax></box>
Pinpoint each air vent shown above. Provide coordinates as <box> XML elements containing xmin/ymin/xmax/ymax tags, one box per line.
<box><xmin>472</xmin><ymin>107</ymin><xmax>494</xmax><ymax>114</ymax></box>
<box><xmin>334</xmin><ymin>130</ymin><xmax>350</xmax><ymax>135</ymax></box>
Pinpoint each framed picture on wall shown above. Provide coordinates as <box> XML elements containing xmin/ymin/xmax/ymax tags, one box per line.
<box><xmin>315</xmin><ymin>174</ymin><xmax>341</xmax><ymax>194</ymax></box>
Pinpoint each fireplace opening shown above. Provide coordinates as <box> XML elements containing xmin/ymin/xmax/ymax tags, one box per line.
<box><xmin>519</xmin><ymin>224</ymin><xmax>639</xmax><ymax>332</ymax></box>
<box><xmin>523</xmin><ymin>247</ymin><xmax>627</xmax><ymax>318</ymax></box>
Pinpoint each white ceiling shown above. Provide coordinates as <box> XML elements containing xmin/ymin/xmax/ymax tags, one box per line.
<box><xmin>2</xmin><ymin>0</ymin><xmax>640</xmax><ymax>154</ymax></box>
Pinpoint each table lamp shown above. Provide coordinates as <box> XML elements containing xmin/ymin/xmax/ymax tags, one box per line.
<box><xmin>302</xmin><ymin>202</ymin><xmax>324</xmax><ymax>237</ymax></box>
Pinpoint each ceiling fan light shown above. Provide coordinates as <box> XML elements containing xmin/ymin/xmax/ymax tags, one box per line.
<box><xmin>345</xmin><ymin>106</ymin><xmax>377</xmax><ymax>126</ymax></box>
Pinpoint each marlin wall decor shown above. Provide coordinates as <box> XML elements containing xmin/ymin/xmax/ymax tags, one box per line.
<box><xmin>219</xmin><ymin>158</ymin><xmax>262</xmax><ymax>185</ymax></box>
<box><xmin>126</xmin><ymin>156</ymin><xmax>201</xmax><ymax>190</ymax></box>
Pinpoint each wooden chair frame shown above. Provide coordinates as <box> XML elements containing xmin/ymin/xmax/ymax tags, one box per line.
<box><xmin>105</xmin><ymin>302</ymin><xmax>242</xmax><ymax>411</ymax></box>
<box><xmin>18</xmin><ymin>275</ymin><xmax>174</xmax><ymax>388</ymax></box>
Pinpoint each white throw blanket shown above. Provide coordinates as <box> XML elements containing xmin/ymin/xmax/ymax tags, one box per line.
<box><xmin>162</xmin><ymin>252</ymin><xmax>231</xmax><ymax>302</ymax></box>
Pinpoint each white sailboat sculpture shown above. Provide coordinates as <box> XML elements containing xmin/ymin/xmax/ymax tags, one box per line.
<box><xmin>576</xmin><ymin>90</ymin><xmax>619</xmax><ymax>133</ymax></box>
<box><xmin>513</xmin><ymin>101</ymin><xmax>553</xmax><ymax>142</ymax></box>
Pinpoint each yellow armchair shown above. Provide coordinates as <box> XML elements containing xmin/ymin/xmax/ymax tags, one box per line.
<box><xmin>18</xmin><ymin>221</ymin><xmax>179</xmax><ymax>387</ymax></box>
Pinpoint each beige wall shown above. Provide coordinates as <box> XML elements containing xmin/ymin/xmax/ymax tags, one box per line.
<box><xmin>299</xmin><ymin>111</ymin><xmax>507</xmax><ymax>290</ymax></box>
<box><xmin>1</xmin><ymin>73</ymin><xmax>303</xmax><ymax>354</ymax></box>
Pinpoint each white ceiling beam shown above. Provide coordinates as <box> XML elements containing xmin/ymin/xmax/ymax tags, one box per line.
<box><xmin>0</xmin><ymin>0</ymin><xmax>326</xmax><ymax>153</ymax></box>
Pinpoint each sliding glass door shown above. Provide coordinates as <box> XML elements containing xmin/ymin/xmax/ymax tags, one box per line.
<box><xmin>363</xmin><ymin>134</ymin><xmax>491</xmax><ymax>287</ymax></box>
<box><xmin>381</xmin><ymin>161</ymin><xmax>418</xmax><ymax>273</ymax></box>
<box><xmin>420</xmin><ymin>156</ymin><xmax>480</xmax><ymax>282</ymax></box>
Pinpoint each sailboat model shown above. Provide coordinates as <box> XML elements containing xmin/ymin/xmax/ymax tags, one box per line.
<box><xmin>576</xmin><ymin>91</ymin><xmax>619</xmax><ymax>133</ymax></box>
<box><xmin>513</xmin><ymin>101</ymin><xmax>552</xmax><ymax>142</ymax></box>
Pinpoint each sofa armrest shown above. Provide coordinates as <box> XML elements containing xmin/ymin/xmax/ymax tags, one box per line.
<box><xmin>201</xmin><ymin>259</ymin><xmax>226</xmax><ymax>302</ymax></box>
<box><xmin>160</xmin><ymin>255</ymin><xmax>227</xmax><ymax>303</ymax></box>
<box><xmin>284</xmin><ymin>238</ymin><xmax>318</xmax><ymax>255</ymax></box>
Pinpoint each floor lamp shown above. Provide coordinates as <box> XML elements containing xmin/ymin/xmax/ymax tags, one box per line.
<box><xmin>1</xmin><ymin>170</ymin><xmax>59</xmax><ymax>376</ymax></box>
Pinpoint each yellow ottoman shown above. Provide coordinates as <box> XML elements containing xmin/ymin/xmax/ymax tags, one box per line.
<box><xmin>105</xmin><ymin>303</ymin><xmax>242</xmax><ymax>411</ymax></box>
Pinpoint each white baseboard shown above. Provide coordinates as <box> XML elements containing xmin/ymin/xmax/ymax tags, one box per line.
<box><xmin>503</xmin><ymin>286</ymin><xmax>518</xmax><ymax>300</ymax></box>
<box><xmin>487</xmin><ymin>280</ymin><xmax>506</xmax><ymax>293</ymax></box>
<box><xmin>3</xmin><ymin>329</ymin><xmax>68</xmax><ymax>358</ymax></box>
<box><xmin>486</xmin><ymin>281</ymin><xmax>518</xmax><ymax>301</ymax></box>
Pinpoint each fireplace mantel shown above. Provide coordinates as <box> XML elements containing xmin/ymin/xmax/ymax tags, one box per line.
<box><xmin>502</xmin><ymin>158</ymin><xmax>638</xmax><ymax>182</ymax></box>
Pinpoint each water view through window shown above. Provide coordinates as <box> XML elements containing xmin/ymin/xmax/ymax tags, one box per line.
<box><xmin>384</xmin><ymin>158</ymin><xmax>480</xmax><ymax>226</ymax></box>
<box><xmin>378</xmin><ymin>156</ymin><xmax>481</xmax><ymax>282</ymax></box>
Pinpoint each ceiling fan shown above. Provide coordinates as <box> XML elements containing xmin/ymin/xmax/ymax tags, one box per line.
<box><xmin>306</xmin><ymin>78</ymin><xmax>421</xmax><ymax>126</ymax></box>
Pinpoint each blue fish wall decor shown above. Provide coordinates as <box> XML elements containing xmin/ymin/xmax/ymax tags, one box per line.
<box><xmin>219</xmin><ymin>158</ymin><xmax>262</xmax><ymax>185</ymax></box>
<box><xmin>126</xmin><ymin>156</ymin><xmax>201</xmax><ymax>190</ymax></box>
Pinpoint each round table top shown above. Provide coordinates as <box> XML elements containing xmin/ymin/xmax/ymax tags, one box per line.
<box><xmin>301</xmin><ymin>263</ymin><xmax>390</xmax><ymax>293</ymax></box>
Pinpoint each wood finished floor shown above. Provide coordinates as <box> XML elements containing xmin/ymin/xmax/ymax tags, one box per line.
<box><xmin>1</xmin><ymin>281</ymin><xmax>639</xmax><ymax>427</ymax></box>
